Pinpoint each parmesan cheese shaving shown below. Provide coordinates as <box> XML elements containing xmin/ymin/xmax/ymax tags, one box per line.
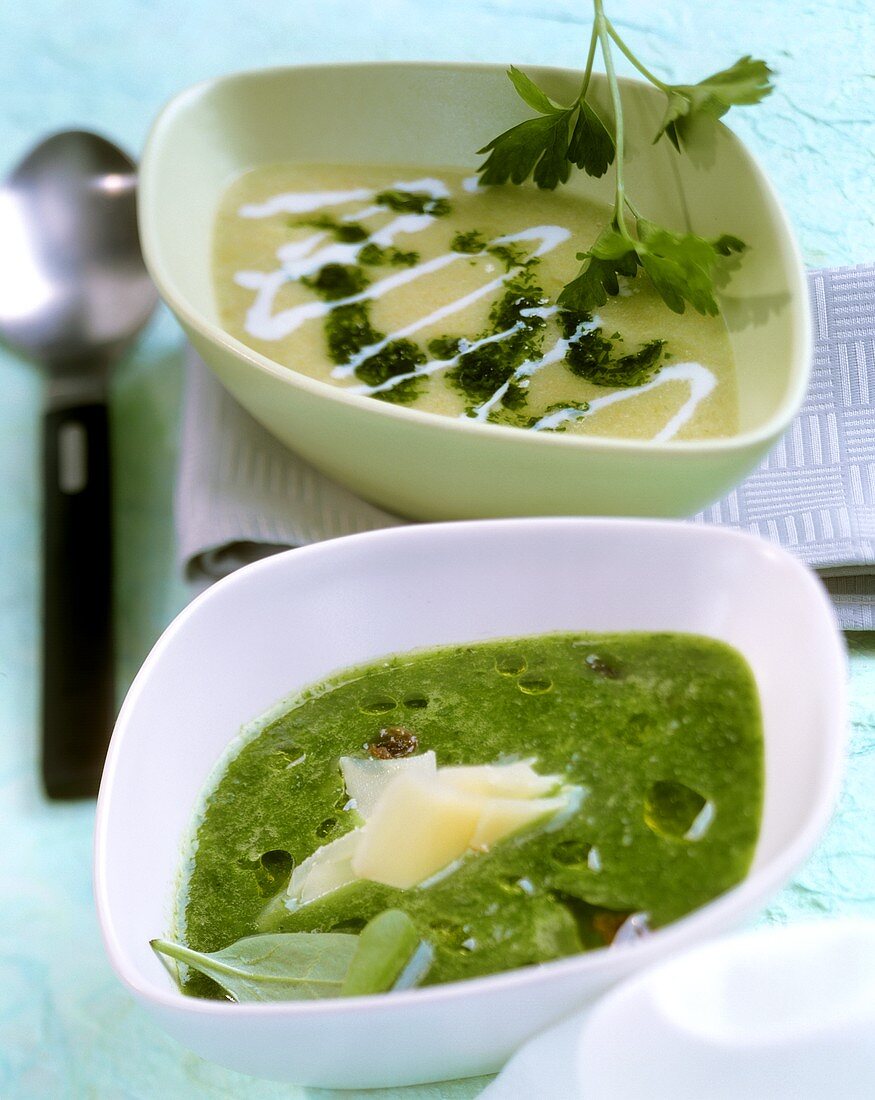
<box><xmin>287</xmin><ymin>753</ymin><xmax>581</xmax><ymax>907</ymax></box>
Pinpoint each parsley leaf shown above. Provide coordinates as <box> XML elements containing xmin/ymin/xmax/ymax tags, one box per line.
<box><xmin>477</xmin><ymin>2</ymin><xmax>769</xmax><ymax>317</ymax></box>
<box><xmin>636</xmin><ymin>220</ymin><xmax>746</xmax><ymax>315</ymax></box>
<box><xmin>560</xmin><ymin>221</ymin><xmax>747</xmax><ymax>316</ymax></box>
<box><xmin>506</xmin><ymin>64</ymin><xmax>561</xmax><ymax>114</ymax></box>
<box><xmin>558</xmin><ymin>226</ymin><xmax>638</xmax><ymax>312</ymax></box>
<box><xmin>635</xmin><ymin>222</ymin><xmax>721</xmax><ymax>315</ymax></box>
<box><xmin>478</xmin><ymin>65</ymin><xmax>614</xmax><ymax>189</ymax></box>
<box><xmin>712</xmin><ymin>233</ymin><xmax>747</xmax><ymax>256</ymax></box>
<box><xmin>478</xmin><ymin>110</ymin><xmax>575</xmax><ymax>188</ymax></box>
<box><xmin>656</xmin><ymin>56</ymin><xmax>774</xmax><ymax>150</ymax></box>
<box><xmin>567</xmin><ymin>99</ymin><xmax>615</xmax><ymax>178</ymax></box>
<box><xmin>534</xmin><ymin>112</ymin><xmax>576</xmax><ymax>189</ymax></box>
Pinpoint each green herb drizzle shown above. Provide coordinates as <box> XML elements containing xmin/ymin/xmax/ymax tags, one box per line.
<box><xmin>290</xmin><ymin>196</ymin><xmax>676</xmax><ymax>418</ymax></box>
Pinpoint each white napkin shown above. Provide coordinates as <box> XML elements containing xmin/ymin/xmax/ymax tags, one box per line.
<box><xmin>176</xmin><ymin>265</ymin><xmax>875</xmax><ymax>628</ymax></box>
<box><xmin>481</xmin><ymin>919</ymin><xmax>875</xmax><ymax>1100</ymax></box>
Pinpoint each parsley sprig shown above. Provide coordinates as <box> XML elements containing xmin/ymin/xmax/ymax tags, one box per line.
<box><xmin>477</xmin><ymin>0</ymin><xmax>773</xmax><ymax>316</ymax></box>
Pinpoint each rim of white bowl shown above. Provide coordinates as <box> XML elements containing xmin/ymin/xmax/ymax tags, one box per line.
<box><xmin>94</xmin><ymin>518</ymin><xmax>847</xmax><ymax>1017</ymax></box>
<box><xmin>138</xmin><ymin>61</ymin><xmax>812</xmax><ymax>457</ymax></box>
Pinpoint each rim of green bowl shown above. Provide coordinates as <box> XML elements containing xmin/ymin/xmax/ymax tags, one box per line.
<box><xmin>139</xmin><ymin>61</ymin><xmax>812</xmax><ymax>458</ymax></box>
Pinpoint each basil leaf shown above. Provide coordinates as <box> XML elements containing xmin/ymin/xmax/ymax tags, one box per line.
<box><xmin>340</xmin><ymin>910</ymin><xmax>432</xmax><ymax>996</ymax></box>
<box><xmin>151</xmin><ymin>932</ymin><xmax>358</xmax><ymax>1002</ymax></box>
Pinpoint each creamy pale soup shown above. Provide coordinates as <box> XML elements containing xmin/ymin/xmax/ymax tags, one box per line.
<box><xmin>213</xmin><ymin>165</ymin><xmax>739</xmax><ymax>440</ymax></box>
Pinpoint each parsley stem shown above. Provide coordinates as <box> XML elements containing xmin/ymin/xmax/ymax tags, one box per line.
<box><xmin>624</xmin><ymin>195</ymin><xmax>642</xmax><ymax>219</ymax></box>
<box><xmin>605</xmin><ymin>19</ymin><xmax>671</xmax><ymax>94</ymax></box>
<box><xmin>594</xmin><ymin>0</ymin><xmax>630</xmax><ymax>238</ymax></box>
<box><xmin>578</xmin><ymin>20</ymin><xmax>599</xmax><ymax>101</ymax></box>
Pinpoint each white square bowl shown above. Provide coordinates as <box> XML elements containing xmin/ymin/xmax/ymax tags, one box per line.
<box><xmin>94</xmin><ymin>519</ymin><xmax>846</xmax><ymax>1089</ymax></box>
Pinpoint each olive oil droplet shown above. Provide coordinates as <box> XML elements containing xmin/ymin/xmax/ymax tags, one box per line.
<box><xmin>518</xmin><ymin>673</ymin><xmax>553</xmax><ymax>695</ymax></box>
<box><xmin>359</xmin><ymin>695</ymin><xmax>397</xmax><ymax>715</ymax></box>
<box><xmin>644</xmin><ymin>781</ymin><xmax>710</xmax><ymax>840</ymax></box>
<box><xmin>495</xmin><ymin>654</ymin><xmax>527</xmax><ymax>676</ymax></box>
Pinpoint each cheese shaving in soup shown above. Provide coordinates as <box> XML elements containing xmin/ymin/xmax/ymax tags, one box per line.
<box><xmin>288</xmin><ymin>756</ymin><xmax>580</xmax><ymax>904</ymax></box>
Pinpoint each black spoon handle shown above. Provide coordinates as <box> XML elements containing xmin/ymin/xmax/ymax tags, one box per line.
<box><xmin>42</xmin><ymin>401</ymin><xmax>115</xmax><ymax>799</ymax></box>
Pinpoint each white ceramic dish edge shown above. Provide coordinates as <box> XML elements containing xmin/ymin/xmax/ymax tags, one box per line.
<box><xmin>94</xmin><ymin>519</ymin><xmax>846</xmax><ymax>1087</ymax></box>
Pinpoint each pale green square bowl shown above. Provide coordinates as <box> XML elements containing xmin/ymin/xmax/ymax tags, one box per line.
<box><xmin>138</xmin><ymin>62</ymin><xmax>811</xmax><ymax>519</ymax></box>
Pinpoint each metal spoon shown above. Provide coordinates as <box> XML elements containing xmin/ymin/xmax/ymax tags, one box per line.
<box><xmin>0</xmin><ymin>131</ymin><xmax>157</xmax><ymax>798</ymax></box>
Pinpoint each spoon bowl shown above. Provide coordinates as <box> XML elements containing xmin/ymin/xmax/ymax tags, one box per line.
<box><xmin>0</xmin><ymin>130</ymin><xmax>156</xmax><ymax>377</ymax></box>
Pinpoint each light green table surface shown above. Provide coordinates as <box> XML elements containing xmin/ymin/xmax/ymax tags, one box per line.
<box><xmin>1</xmin><ymin>2</ymin><xmax>873</xmax><ymax>1096</ymax></box>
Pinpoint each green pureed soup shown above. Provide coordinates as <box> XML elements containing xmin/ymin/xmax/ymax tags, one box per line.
<box><xmin>169</xmin><ymin>632</ymin><xmax>763</xmax><ymax>1001</ymax></box>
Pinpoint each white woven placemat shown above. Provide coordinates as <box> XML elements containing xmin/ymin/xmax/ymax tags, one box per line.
<box><xmin>176</xmin><ymin>265</ymin><xmax>875</xmax><ymax>629</ymax></box>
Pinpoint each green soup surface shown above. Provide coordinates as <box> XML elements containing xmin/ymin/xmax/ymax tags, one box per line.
<box><xmin>179</xmin><ymin>631</ymin><xmax>763</xmax><ymax>998</ymax></box>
